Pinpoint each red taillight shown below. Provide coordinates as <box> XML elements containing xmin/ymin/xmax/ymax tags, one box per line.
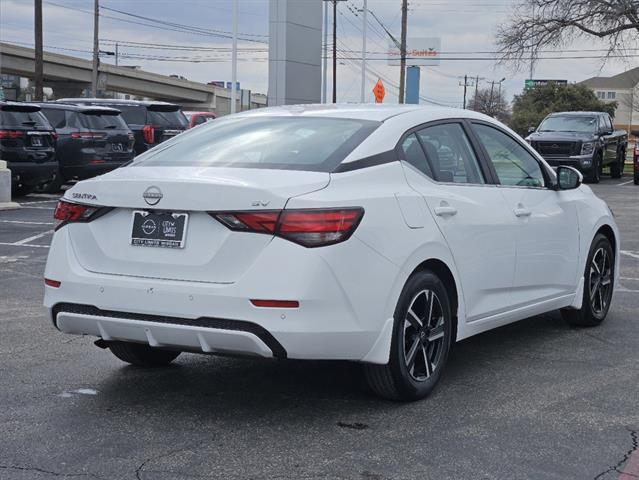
<box><xmin>44</xmin><ymin>278</ymin><xmax>61</xmax><ymax>288</ymax></box>
<box><xmin>0</xmin><ymin>130</ymin><xmax>25</xmax><ymax>139</ymax></box>
<box><xmin>53</xmin><ymin>200</ymin><xmax>99</xmax><ymax>230</ymax></box>
<box><xmin>212</xmin><ymin>208</ymin><xmax>364</xmax><ymax>248</ymax></box>
<box><xmin>143</xmin><ymin>125</ymin><xmax>155</xmax><ymax>144</ymax></box>
<box><xmin>250</xmin><ymin>299</ymin><xmax>299</xmax><ymax>308</ymax></box>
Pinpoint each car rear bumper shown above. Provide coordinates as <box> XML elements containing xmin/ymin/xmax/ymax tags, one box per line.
<box><xmin>8</xmin><ymin>161</ymin><xmax>57</xmax><ymax>187</ymax></box>
<box><xmin>44</xmin><ymin>227</ymin><xmax>399</xmax><ymax>363</ymax></box>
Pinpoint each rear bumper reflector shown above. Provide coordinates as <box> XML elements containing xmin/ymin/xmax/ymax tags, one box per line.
<box><xmin>44</xmin><ymin>278</ymin><xmax>61</xmax><ymax>288</ymax></box>
<box><xmin>250</xmin><ymin>299</ymin><xmax>299</xmax><ymax>308</ymax></box>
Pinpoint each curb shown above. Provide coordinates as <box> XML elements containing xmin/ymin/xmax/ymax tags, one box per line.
<box><xmin>0</xmin><ymin>202</ymin><xmax>21</xmax><ymax>211</ymax></box>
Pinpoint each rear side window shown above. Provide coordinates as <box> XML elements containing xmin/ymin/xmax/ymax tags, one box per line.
<box><xmin>40</xmin><ymin>108</ymin><xmax>66</xmax><ymax>129</ymax></box>
<box><xmin>80</xmin><ymin>113</ymin><xmax>129</xmax><ymax>130</ymax></box>
<box><xmin>0</xmin><ymin>110</ymin><xmax>50</xmax><ymax>128</ymax></box>
<box><xmin>474</xmin><ymin>123</ymin><xmax>545</xmax><ymax>188</ymax></box>
<box><xmin>134</xmin><ymin>116</ymin><xmax>380</xmax><ymax>172</ymax></box>
<box><xmin>400</xmin><ymin>134</ymin><xmax>433</xmax><ymax>178</ymax></box>
<box><xmin>416</xmin><ymin>123</ymin><xmax>485</xmax><ymax>184</ymax></box>
<box><xmin>147</xmin><ymin>109</ymin><xmax>188</xmax><ymax>128</ymax></box>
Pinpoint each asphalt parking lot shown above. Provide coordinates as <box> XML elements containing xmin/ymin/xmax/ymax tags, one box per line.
<box><xmin>1</xmin><ymin>177</ymin><xmax>638</xmax><ymax>480</ymax></box>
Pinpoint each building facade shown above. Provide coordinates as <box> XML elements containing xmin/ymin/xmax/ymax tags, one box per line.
<box><xmin>580</xmin><ymin>67</ymin><xmax>639</xmax><ymax>132</ymax></box>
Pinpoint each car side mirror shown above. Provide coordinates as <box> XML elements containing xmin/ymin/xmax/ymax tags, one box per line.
<box><xmin>528</xmin><ymin>126</ymin><xmax>536</xmax><ymax>134</ymax></box>
<box><xmin>556</xmin><ymin>166</ymin><xmax>582</xmax><ymax>190</ymax></box>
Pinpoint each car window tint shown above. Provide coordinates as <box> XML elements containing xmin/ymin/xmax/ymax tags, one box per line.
<box><xmin>474</xmin><ymin>123</ymin><xmax>545</xmax><ymax>188</ymax></box>
<box><xmin>112</xmin><ymin>106</ymin><xmax>146</xmax><ymax>125</ymax></box>
<box><xmin>0</xmin><ymin>110</ymin><xmax>49</xmax><ymax>128</ymax></box>
<box><xmin>40</xmin><ymin>108</ymin><xmax>66</xmax><ymax>129</ymax></box>
<box><xmin>134</xmin><ymin>116</ymin><xmax>380</xmax><ymax>172</ymax></box>
<box><xmin>400</xmin><ymin>134</ymin><xmax>433</xmax><ymax>179</ymax></box>
<box><xmin>416</xmin><ymin>123</ymin><xmax>485</xmax><ymax>184</ymax></box>
<box><xmin>147</xmin><ymin>110</ymin><xmax>188</xmax><ymax>128</ymax></box>
<box><xmin>80</xmin><ymin>113</ymin><xmax>129</xmax><ymax>130</ymax></box>
<box><xmin>193</xmin><ymin>116</ymin><xmax>209</xmax><ymax>126</ymax></box>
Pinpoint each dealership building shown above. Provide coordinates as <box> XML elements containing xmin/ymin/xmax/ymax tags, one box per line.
<box><xmin>580</xmin><ymin>67</ymin><xmax>639</xmax><ymax>131</ymax></box>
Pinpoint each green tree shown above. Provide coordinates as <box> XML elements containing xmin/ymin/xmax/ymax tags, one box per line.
<box><xmin>509</xmin><ymin>82</ymin><xmax>617</xmax><ymax>136</ymax></box>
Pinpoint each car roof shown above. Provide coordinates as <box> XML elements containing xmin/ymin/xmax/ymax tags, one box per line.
<box><xmin>547</xmin><ymin>111</ymin><xmax>604</xmax><ymax>116</ymax></box>
<box><xmin>233</xmin><ymin>103</ymin><xmax>487</xmax><ymax>123</ymax></box>
<box><xmin>36</xmin><ymin>102</ymin><xmax>122</xmax><ymax>114</ymax></box>
<box><xmin>56</xmin><ymin>98</ymin><xmax>178</xmax><ymax>108</ymax></box>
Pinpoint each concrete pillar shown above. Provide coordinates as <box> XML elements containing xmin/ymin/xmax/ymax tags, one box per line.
<box><xmin>0</xmin><ymin>160</ymin><xmax>21</xmax><ymax>210</ymax></box>
<box><xmin>268</xmin><ymin>0</ymin><xmax>322</xmax><ymax>106</ymax></box>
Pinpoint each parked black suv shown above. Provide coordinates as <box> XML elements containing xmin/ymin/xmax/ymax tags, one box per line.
<box><xmin>36</xmin><ymin>103</ymin><xmax>135</xmax><ymax>192</ymax></box>
<box><xmin>56</xmin><ymin>98</ymin><xmax>188</xmax><ymax>155</ymax></box>
<box><xmin>0</xmin><ymin>101</ymin><xmax>57</xmax><ymax>196</ymax></box>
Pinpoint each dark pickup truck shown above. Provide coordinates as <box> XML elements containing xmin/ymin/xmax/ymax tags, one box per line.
<box><xmin>526</xmin><ymin>111</ymin><xmax>627</xmax><ymax>183</ymax></box>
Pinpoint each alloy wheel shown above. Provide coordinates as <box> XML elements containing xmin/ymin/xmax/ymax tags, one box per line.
<box><xmin>402</xmin><ymin>289</ymin><xmax>446</xmax><ymax>381</ymax></box>
<box><xmin>589</xmin><ymin>247</ymin><xmax>613</xmax><ymax>318</ymax></box>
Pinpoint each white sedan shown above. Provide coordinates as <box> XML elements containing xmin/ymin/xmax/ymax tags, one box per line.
<box><xmin>44</xmin><ymin>105</ymin><xmax>619</xmax><ymax>401</ymax></box>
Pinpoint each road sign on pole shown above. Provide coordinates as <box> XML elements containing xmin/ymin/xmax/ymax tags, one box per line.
<box><xmin>373</xmin><ymin>79</ymin><xmax>385</xmax><ymax>103</ymax></box>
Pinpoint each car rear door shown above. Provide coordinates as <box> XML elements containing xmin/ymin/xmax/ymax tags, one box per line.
<box><xmin>399</xmin><ymin>121</ymin><xmax>519</xmax><ymax>322</ymax></box>
<box><xmin>471</xmin><ymin>121</ymin><xmax>580</xmax><ymax>307</ymax></box>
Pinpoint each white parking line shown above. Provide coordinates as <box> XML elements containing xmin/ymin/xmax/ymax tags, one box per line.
<box><xmin>13</xmin><ymin>230</ymin><xmax>54</xmax><ymax>245</ymax></box>
<box><xmin>621</xmin><ymin>250</ymin><xmax>639</xmax><ymax>260</ymax></box>
<box><xmin>19</xmin><ymin>200</ymin><xmax>59</xmax><ymax>205</ymax></box>
<box><xmin>617</xmin><ymin>180</ymin><xmax>635</xmax><ymax>186</ymax></box>
<box><xmin>0</xmin><ymin>220</ymin><xmax>54</xmax><ymax>226</ymax></box>
<box><xmin>0</xmin><ymin>242</ymin><xmax>49</xmax><ymax>249</ymax></box>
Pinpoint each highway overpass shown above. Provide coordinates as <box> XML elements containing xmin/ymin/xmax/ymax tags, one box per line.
<box><xmin>0</xmin><ymin>42</ymin><xmax>266</xmax><ymax>114</ymax></box>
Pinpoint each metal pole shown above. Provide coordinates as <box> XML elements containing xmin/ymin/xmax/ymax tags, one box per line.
<box><xmin>115</xmin><ymin>42</ymin><xmax>119</xmax><ymax>67</ymax></box>
<box><xmin>398</xmin><ymin>0</ymin><xmax>408</xmax><ymax>104</ymax></box>
<box><xmin>34</xmin><ymin>0</ymin><xmax>43</xmax><ymax>101</ymax></box>
<box><xmin>231</xmin><ymin>0</ymin><xmax>238</xmax><ymax>114</ymax></box>
<box><xmin>474</xmin><ymin>75</ymin><xmax>479</xmax><ymax>110</ymax></box>
<box><xmin>463</xmin><ymin>75</ymin><xmax>468</xmax><ymax>109</ymax></box>
<box><xmin>332</xmin><ymin>0</ymin><xmax>337</xmax><ymax>103</ymax></box>
<box><xmin>322</xmin><ymin>1</ymin><xmax>328</xmax><ymax>103</ymax></box>
<box><xmin>360</xmin><ymin>0</ymin><xmax>367</xmax><ymax>103</ymax></box>
<box><xmin>91</xmin><ymin>0</ymin><xmax>99</xmax><ymax>97</ymax></box>
<box><xmin>489</xmin><ymin>81</ymin><xmax>495</xmax><ymax>116</ymax></box>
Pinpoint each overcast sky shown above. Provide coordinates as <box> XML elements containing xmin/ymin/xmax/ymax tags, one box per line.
<box><xmin>1</xmin><ymin>0</ymin><xmax>637</xmax><ymax>106</ymax></box>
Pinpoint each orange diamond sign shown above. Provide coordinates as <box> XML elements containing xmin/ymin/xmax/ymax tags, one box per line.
<box><xmin>373</xmin><ymin>79</ymin><xmax>385</xmax><ymax>103</ymax></box>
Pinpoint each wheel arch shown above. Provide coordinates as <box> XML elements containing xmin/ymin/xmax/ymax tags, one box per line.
<box><xmin>596</xmin><ymin>223</ymin><xmax>617</xmax><ymax>258</ymax></box>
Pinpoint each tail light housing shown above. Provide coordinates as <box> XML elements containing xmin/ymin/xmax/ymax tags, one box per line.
<box><xmin>0</xmin><ymin>130</ymin><xmax>25</xmax><ymax>139</ymax></box>
<box><xmin>212</xmin><ymin>208</ymin><xmax>364</xmax><ymax>248</ymax></box>
<box><xmin>143</xmin><ymin>125</ymin><xmax>156</xmax><ymax>144</ymax></box>
<box><xmin>53</xmin><ymin>200</ymin><xmax>106</xmax><ymax>230</ymax></box>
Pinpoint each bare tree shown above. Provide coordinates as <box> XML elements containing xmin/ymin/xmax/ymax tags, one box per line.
<box><xmin>497</xmin><ymin>0</ymin><xmax>639</xmax><ymax>68</ymax></box>
<box><xmin>469</xmin><ymin>87</ymin><xmax>510</xmax><ymax>122</ymax></box>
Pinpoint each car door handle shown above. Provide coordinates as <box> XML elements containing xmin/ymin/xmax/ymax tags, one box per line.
<box><xmin>434</xmin><ymin>204</ymin><xmax>458</xmax><ymax>217</ymax></box>
<box><xmin>514</xmin><ymin>207</ymin><xmax>532</xmax><ymax>217</ymax></box>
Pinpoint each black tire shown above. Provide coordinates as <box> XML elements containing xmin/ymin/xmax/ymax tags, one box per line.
<box><xmin>12</xmin><ymin>185</ymin><xmax>34</xmax><ymax>197</ymax></box>
<box><xmin>109</xmin><ymin>341</ymin><xmax>180</xmax><ymax>367</ymax></box>
<box><xmin>634</xmin><ymin>174</ymin><xmax>639</xmax><ymax>185</ymax></box>
<box><xmin>561</xmin><ymin>233</ymin><xmax>614</xmax><ymax>327</ymax></box>
<box><xmin>610</xmin><ymin>149</ymin><xmax>624</xmax><ymax>179</ymax></box>
<box><xmin>364</xmin><ymin>270</ymin><xmax>453</xmax><ymax>401</ymax></box>
<box><xmin>36</xmin><ymin>170</ymin><xmax>65</xmax><ymax>194</ymax></box>
<box><xmin>584</xmin><ymin>154</ymin><xmax>601</xmax><ymax>184</ymax></box>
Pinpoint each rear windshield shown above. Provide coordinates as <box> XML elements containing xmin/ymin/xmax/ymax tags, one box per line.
<box><xmin>134</xmin><ymin>116</ymin><xmax>380</xmax><ymax>172</ymax></box>
<box><xmin>147</xmin><ymin>109</ymin><xmax>188</xmax><ymax>128</ymax></box>
<box><xmin>0</xmin><ymin>110</ymin><xmax>50</xmax><ymax>128</ymax></box>
<box><xmin>111</xmin><ymin>105</ymin><xmax>146</xmax><ymax>125</ymax></box>
<box><xmin>80</xmin><ymin>113</ymin><xmax>129</xmax><ymax>130</ymax></box>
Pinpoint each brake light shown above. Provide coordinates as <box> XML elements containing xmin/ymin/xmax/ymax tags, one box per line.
<box><xmin>212</xmin><ymin>208</ymin><xmax>364</xmax><ymax>247</ymax></box>
<box><xmin>0</xmin><ymin>130</ymin><xmax>25</xmax><ymax>139</ymax></box>
<box><xmin>53</xmin><ymin>200</ymin><xmax>100</xmax><ymax>230</ymax></box>
<box><xmin>143</xmin><ymin>125</ymin><xmax>155</xmax><ymax>144</ymax></box>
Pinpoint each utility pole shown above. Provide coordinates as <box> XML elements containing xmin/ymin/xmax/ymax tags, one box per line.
<box><xmin>332</xmin><ymin>0</ymin><xmax>338</xmax><ymax>103</ymax></box>
<box><xmin>459</xmin><ymin>75</ymin><xmax>473</xmax><ymax>109</ymax></box>
<box><xmin>398</xmin><ymin>0</ymin><xmax>408</xmax><ymax>103</ymax></box>
<box><xmin>91</xmin><ymin>0</ymin><xmax>99</xmax><ymax>97</ymax></box>
<box><xmin>322</xmin><ymin>2</ymin><xmax>328</xmax><ymax>103</ymax></box>
<box><xmin>34</xmin><ymin>0</ymin><xmax>43</xmax><ymax>101</ymax></box>
<box><xmin>360</xmin><ymin>0</ymin><xmax>367</xmax><ymax>103</ymax></box>
<box><xmin>230</xmin><ymin>0</ymin><xmax>238</xmax><ymax>113</ymax></box>
<box><xmin>115</xmin><ymin>42</ymin><xmax>119</xmax><ymax>67</ymax></box>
